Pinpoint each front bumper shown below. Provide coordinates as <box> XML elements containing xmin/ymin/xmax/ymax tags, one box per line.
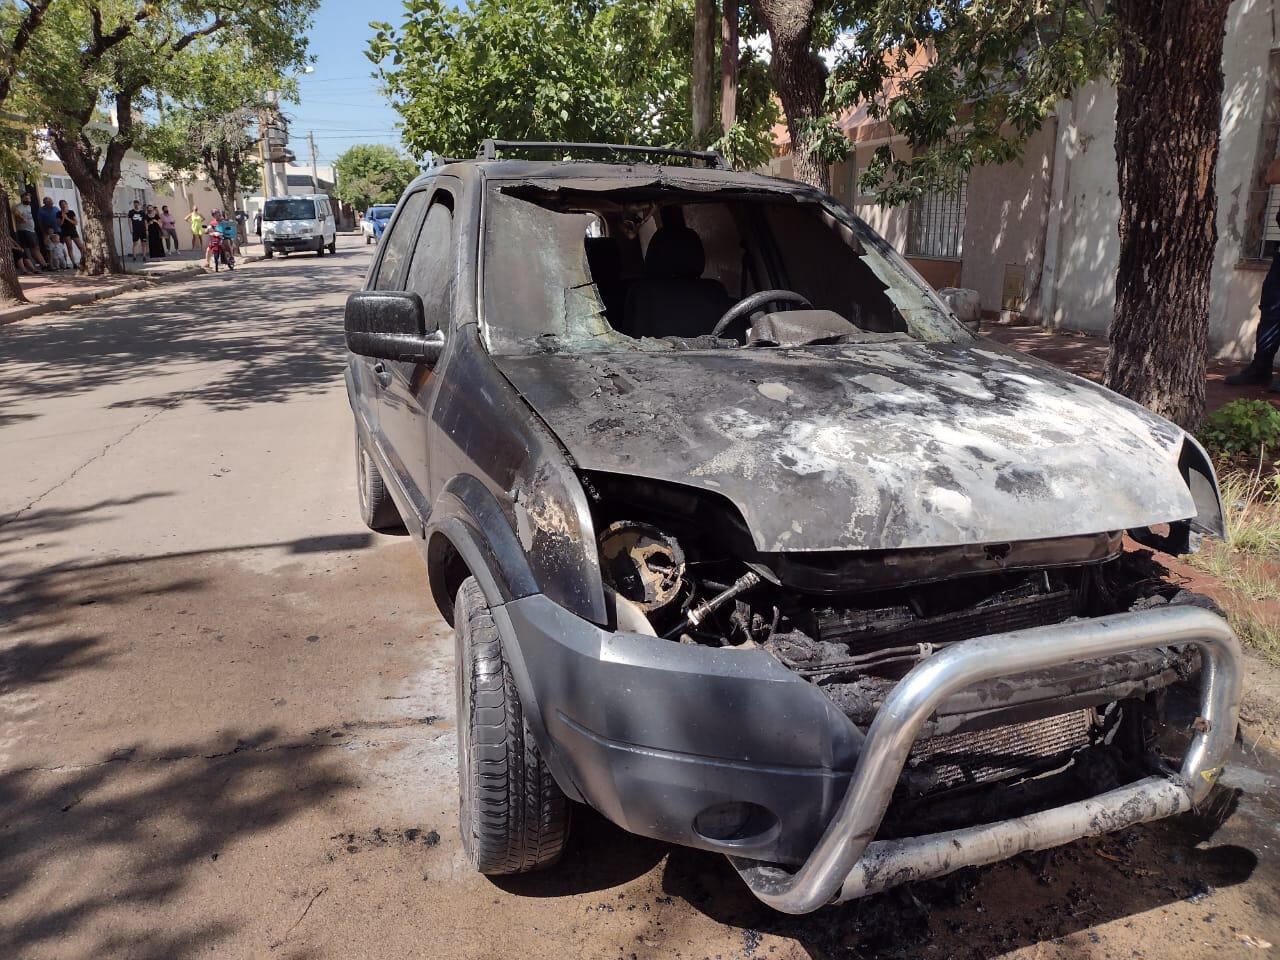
<box><xmin>265</xmin><ymin>235</ymin><xmax>318</xmax><ymax>251</ymax></box>
<box><xmin>731</xmin><ymin>605</ymin><xmax>1241</xmax><ymax>913</ymax></box>
<box><xmin>494</xmin><ymin>595</ymin><xmax>863</xmax><ymax>865</ymax></box>
<box><xmin>493</xmin><ymin>598</ymin><xmax>1240</xmax><ymax>912</ymax></box>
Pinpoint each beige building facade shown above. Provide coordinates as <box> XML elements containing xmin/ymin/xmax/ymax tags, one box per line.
<box><xmin>768</xmin><ymin>0</ymin><xmax>1277</xmax><ymax>359</ymax></box>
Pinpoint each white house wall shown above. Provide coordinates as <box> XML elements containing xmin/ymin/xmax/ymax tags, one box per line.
<box><xmin>1209</xmin><ymin>0</ymin><xmax>1272</xmax><ymax>357</ymax></box>
<box><xmin>1049</xmin><ymin>0</ymin><xmax>1273</xmax><ymax>358</ymax></box>
<box><xmin>959</xmin><ymin>123</ymin><xmax>1056</xmax><ymax>317</ymax></box>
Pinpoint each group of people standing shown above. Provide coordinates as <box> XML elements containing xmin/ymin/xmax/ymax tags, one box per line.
<box><xmin>9</xmin><ymin>192</ymin><xmax>86</xmax><ymax>274</ymax></box>
<box><xmin>124</xmin><ymin>199</ymin><xmax>181</xmax><ymax>262</ymax></box>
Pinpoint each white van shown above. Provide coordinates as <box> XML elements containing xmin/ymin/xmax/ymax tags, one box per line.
<box><xmin>261</xmin><ymin>194</ymin><xmax>337</xmax><ymax>258</ymax></box>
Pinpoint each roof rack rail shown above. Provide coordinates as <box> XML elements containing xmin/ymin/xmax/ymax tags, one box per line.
<box><xmin>476</xmin><ymin>138</ymin><xmax>730</xmax><ymax>170</ymax></box>
<box><xmin>425</xmin><ymin>153</ymin><xmax>469</xmax><ymax>168</ymax></box>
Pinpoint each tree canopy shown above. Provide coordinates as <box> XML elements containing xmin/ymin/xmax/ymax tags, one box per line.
<box><xmin>828</xmin><ymin>0</ymin><xmax>1113</xmax><ymax>204</ymax></box>
<box><xmin>333</xmin><ymin>143</ymin><xmax>420</xmax><ymax>212</ymax></box>
<box><xmin>368</xmin><ymin>0</ymin><xmax>777</xmax><ymax>169</ymax></box>
<box><xmin>9</xmin><ymin>0</ymin><xmax>317</xmax><ymax>273</ymax></box>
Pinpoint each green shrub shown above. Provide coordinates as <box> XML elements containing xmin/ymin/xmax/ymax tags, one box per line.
<box><xmin>1201</xmin><ymin>400</ymin><xmax>1280</xmax><ymax>457</ymax></box>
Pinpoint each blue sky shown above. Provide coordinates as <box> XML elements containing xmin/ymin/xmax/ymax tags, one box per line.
<box><xmin>280</xmin><ymin>0</ymin><xmax>420</xmax><ymax>167</ymax></box>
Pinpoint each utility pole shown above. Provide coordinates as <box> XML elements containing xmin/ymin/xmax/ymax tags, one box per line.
<box><xmin>258</xmin><ymin>109</ymin><xmax>275</xmax><ymax>197</ymax></box>
<box><xmin>308</xmin><ymin>131</ymin><xmax>320</xmax><ymax>193</ymax></box>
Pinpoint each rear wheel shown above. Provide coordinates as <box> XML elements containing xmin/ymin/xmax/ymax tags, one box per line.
<box><xmin>455</xmin><ymin>578</ymin><xmax>570</xmax><ymax>874</ymax></box>
<box><xmin>355</xmin><ymin>429</ymin><xmax>404</xmax><ymax>532</ymax></box>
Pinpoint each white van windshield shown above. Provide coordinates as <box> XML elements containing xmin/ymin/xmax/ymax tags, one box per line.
<box><xmin>264</xmin><ymin>198</ymin><xmax>316</xmax><ymax>221</ymax></box>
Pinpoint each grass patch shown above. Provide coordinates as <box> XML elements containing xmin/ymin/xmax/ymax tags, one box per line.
<box><xmin>1217</xmin><ymin>470</ymin><xmax>1280</xmax><ymax>557</ymax></box>
<box><xmin>1187</xmin><ymin>467</ymin><xmax>1280</xmax><ymax>663</ymax></box>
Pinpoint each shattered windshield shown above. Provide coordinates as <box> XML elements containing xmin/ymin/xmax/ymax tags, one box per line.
<box><xmin>480</xmin><ymin>182</ymin><xmax>970</xmax><ymax>356</ymax></box>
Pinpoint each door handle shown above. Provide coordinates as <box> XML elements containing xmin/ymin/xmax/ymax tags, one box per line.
<box><xmin>373</xmin><ymin>362</ymin><xmax>392</xmax><ymax>388</ymax></box>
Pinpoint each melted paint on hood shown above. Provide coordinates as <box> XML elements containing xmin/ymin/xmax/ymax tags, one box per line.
<box><xmin>494</xmin><ymin>341</ymin><xmax>1194</xmax><ymax>552</ymax></box>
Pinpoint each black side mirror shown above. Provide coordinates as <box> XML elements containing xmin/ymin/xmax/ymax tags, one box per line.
<box><xmin>344</xmin><ymin>290</ymin><xmax>443</xmax><ymax>364</ymax></box>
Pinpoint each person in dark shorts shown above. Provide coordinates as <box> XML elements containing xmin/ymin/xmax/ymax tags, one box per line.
<box><xmin>126</xmin><ymin>199</ymin><xmax>147</xmax><ymax>260</ymax></box>
<box><xmin>160</xmin><ymin>205</ymin><xmax>179</xmax><ymax>252</ymax></box>
<box><xmin>59</xmin><ymin>200</ymin><xmax>86</xmax><ymax>268</ymax></box>
<box><xmin>11</xmin><ymin>192</ymin><xmax>47</xmax><ymax>269</ymax></box>
<box><xmin>9</xmin><ymin>231</ymin><xmax>40</xmax><ymax>273</ymax></box>
<box><xmin>1225</xmin><ymin>154</ymin><xmax>1280</xmax><ymax>393</ymax></box>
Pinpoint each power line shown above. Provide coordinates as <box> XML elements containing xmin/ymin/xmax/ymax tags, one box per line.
<box><xmin>298</xmin><ymin>73</ymin><xmax>378</xmax><ymax>83</ymax></box>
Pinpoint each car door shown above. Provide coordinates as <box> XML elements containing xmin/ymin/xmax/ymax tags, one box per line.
<box><xmin>352</xmin><ymin>188</ymin><xmax>430</xmax><ymax>484</ymax></box>
<box><xmin>378</xmin><ymin>182</ymin><xmax>459</xmax><ymax>520</ymax></box>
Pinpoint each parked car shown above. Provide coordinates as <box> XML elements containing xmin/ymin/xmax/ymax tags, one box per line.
<box><xmin>342</xmin><ymin>140</ymin><xmax>1241</xmax><ymax>914</ymax></box>
<box><xmin>361</xmin><ymin>204</ymin><xmax>396</xmax><ymax>244</ymax></box>
<box><xmin>261</xmin><ymin>194</ymin><xmax>337</xmax><ymax>258</ymax></box>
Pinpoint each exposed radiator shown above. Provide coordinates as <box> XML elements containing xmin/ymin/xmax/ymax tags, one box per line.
<box><xmin>816</xmin><ymin>587</ymin><xmax>1076</xmax><ymax>656</ymax></box>
<box><xmin>905</xmin><ymin>709</ymin><xmax>1093</xmax><ymax>795</ymax></box>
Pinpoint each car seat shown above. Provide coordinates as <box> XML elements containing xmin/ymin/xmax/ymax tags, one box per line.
<box><xmin>622</xmin><ymin>225</ymin><xmax>734</xmax><ymax>339</ymax></box>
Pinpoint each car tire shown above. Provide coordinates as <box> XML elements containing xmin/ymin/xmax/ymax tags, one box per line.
<box><xmin>365</xmin><ymin>235</ymin><xmax>371</xmax><ymax>245</ymax></box>
<box><xmin>455</xmin><ymin>577</ymin><xmax>570</xmax><ymax>875</ymax></box>
<box><xmin>329</xmin><ymin>240</ymin><xmax>337</xmax><ymax>254</ymax></box>
<box><xmin>264</xmin><ymin>246</ymin><xmax>273</xmax><ymax>259</ymax></box>
<box><xmin>316</xmin><ymin>240</ymin><xmax>325</xmax><ymax>257</ymax></box>
<box><xmin>356</xmin><ymin>430</ymin><xmax>405</xmax><ymax>532</ymax></box>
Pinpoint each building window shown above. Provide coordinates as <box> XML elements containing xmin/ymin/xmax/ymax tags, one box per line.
<box><xmin>906</xmin><ymin>177</ymin><xmax>967</xmax><ymax>260</ymax></box>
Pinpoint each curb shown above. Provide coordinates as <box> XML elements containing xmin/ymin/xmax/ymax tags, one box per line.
<box><xmin>0</xmin><ymin>278</ymin><xmax>148</xmax><ymax>326</ymax></box>
<box><xmin>1</xmin><ymin>258</ymin><xmax>259</xmax><ymax>327</ymax></box>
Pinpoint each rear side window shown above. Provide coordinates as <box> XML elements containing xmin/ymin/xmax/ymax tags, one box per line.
<box><xmin>373</xmin><ymin>190</ymin><xmax>429</xmax><ymax>290</ymax></box>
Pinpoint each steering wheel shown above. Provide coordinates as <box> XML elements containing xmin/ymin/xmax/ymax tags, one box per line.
<box><xmin>711</xmin><ymin>289</ymin><xmax>813</xmax><ymax>339</ymax></box>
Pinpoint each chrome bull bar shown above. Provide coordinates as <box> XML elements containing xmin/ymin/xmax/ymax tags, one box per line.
<box><xmin>730</xmin><ymin>606</ymin><xmax>1242</xmax><ymax>914</ymax></box>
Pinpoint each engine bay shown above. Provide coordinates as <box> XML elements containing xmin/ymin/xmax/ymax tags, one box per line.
<box><xmin>585</xmin><ymin>470</ymin><xmax>1212</xmax><ymax>819</ymax></box>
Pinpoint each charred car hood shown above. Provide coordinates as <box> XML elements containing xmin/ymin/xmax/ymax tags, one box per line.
<box><xmin>494</xmin><ymin>342</ymin><xmax>1195</xmax><ymax>552</ymax></box>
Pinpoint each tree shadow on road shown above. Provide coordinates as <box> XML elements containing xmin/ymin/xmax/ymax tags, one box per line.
<box><xmin>0</xmin><ymin>727</ymin><xmax>354</xmax><ymax>960</ymax></box>
<box><xmin>0</xmin><ymin>266</ymin><xmax>358</xmax><ymax>414</ymax></box>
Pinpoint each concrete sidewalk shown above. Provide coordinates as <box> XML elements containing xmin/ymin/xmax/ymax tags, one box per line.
<box><xmin>983</xmin><ymin>324</ymin><xmax>1280</xmax><ymax>416</ymax></box>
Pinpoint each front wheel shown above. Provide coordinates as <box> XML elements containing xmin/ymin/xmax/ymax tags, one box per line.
<box><xmin>328</xmin><ymin>240</ymin><xmax>337</xmax><ymax>254</ymax></box>
<box><xmin>365</xmin><ymin>235</ymin><xmax>371</xmax><ymax>245</ymax></box>
<box><xmin>455</xmin><ymin>578</ymin><xmax>570</xmax><ymax>874</ymax></box>
<box><xmin>264</xmin><ymin>245</ymin><xmax>274</xmax><ymax>259</ymax></box>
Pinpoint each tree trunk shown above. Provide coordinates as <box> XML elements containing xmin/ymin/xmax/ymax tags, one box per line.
<box><xmin>52</xmin><ymin>131</ymin><xmax>126</xmax><ymax>276</ymax></box>
<box><xmin>720</xmin><ymin>0</ymin><xmax>738</xmax><ymax>134</ymax></box>
<box><xmin>0</xmin><ymin>187</ymin><xmax>28</xmax><ymax>305</ymax></box>
<box><xmin>1104</xmin><ymin>0</ymin><xmax>1231</xmax><ymax>431</ymax></box>
<box><xmin>77</xmin><ymin>180</ymin><xmax>121</xmax><ymax>276</ymax></box>
<box><xmin>753</xmin><ymin>0</ymin><xmax>830</xmax><ymax>190</ymax></box>
<box><xmin>208</xmin><ymin>147</ymin><xmax>241</xmax><ymax>217</ymax></box>
<box><xmin>692</xmin><ymin>0</ymin><xmax>717</xmax><ymax>146</ymax></box>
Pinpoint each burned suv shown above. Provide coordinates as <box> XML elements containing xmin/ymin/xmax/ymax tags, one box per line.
<box><xmin>343</xmin><ymin>140</ymin><xmax>1241</xmax><ymax>913</ymax></box>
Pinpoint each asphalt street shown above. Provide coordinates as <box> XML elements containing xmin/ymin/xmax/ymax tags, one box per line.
<box><xmin>1</xmin><ymin>234</ymin><xmax>1278</xmax><ymax>960</ymax></box>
